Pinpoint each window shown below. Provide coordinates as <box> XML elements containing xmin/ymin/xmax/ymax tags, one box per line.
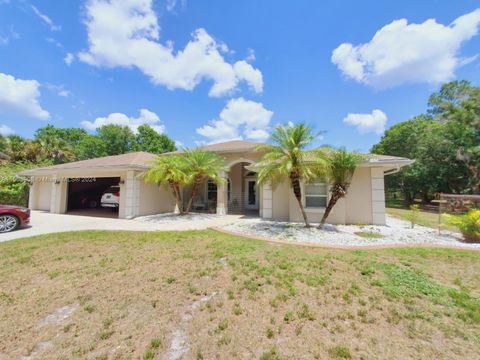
<box><xmin>304</xmin><ymin>180</ymin><xmax>327</xmax><ymax>208</ymax></box>
<box><xmin>206</xmin><ymin>179</ymin><xmax>231</xmax><ymax>202</ymax></box>
<box><xmin>207</xmin><ymin>180</ymin><xmax>217</xmax><ymax>201</ymax></box>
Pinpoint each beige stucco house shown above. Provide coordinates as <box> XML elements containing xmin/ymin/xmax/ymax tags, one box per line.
<box><xmin>18</xmin><ymin>140</ymin><xmax>413</xmax><ymax>225</ymax></box>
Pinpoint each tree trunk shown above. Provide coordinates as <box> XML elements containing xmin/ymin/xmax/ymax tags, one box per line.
<box><xmin>185</xmin><ymin>176</ymin><xmax>203</xmax><ymax>213</ymax></box>
<box><xmin>290</xmin><ymin>171</ymin><xmax>310</xmax><ymax>227</ymax></box>
<box><xmin>318</xmin><ymin>184</ymin><xmax>347</xmax><ymax>228</ymax></box>
<box><xmin>169</xmin><ymin>181</ymin><xmax>183</xmax><ymax>214</ymax></box>
<box><xmin>403</xmin><ymin>189</ymin><xmax>412</xmax><ymax>207</ymax></box>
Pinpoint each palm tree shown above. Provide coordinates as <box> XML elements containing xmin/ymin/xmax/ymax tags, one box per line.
<box><xmin>256</xmin><ymin>124</ymin><xmax>328</xmax><ymax>227</ymax></box>
<box><xmin>182</xmin><ymin>149</ymin><xmax>226</xmax><ymax>213</ymax></box>
<box><xmin>318</xmin><ymin>148</ymin><xmax>363</xmax><ymax>228</ymax></box>
<box><xmin>143</xmin><ymin>155</ymin><xmax>188</xmax><ymax>214</ymax></box>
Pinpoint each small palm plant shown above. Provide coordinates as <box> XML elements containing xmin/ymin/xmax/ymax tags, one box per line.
<box><xmin>182</xmin><ymin>149</ymin><xmax>226</xmax><ymax>213</ymax></box>
<box><xmin>143</xmin><ymin>155</ymin><xmax>188</xmax><ymax>214</ymax></box>
<box><xmin>318</xmin><ymin>148</ymin><xmax>363</xmax><ymax>228</ymax></box>
<box><xmin>256</xmin><ymin>123</ymin><xmax>328</xmax><ymax>227</ymax></box>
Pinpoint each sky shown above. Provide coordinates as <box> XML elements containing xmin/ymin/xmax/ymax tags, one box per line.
<box><xmin>0</xmin><ymin>0</ymin><xmax>479</xmax><ymax>152</ymax></box>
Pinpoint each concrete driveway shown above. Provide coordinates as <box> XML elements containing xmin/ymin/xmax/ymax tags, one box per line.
<box><xmin>0</xmin><ymin>211</ymin><xmax>242</xmax><ymax>242</ymax></box>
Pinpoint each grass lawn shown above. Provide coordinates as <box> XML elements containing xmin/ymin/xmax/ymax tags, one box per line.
<box><xmin>386</xmin><ymin>207</ymin><xmax>459</xmax><ymax>232</ymax></box>
<box><xmin>1</xmin><ymin>230</ymin><xmax>480</xmax><ymax>359</ymax></box>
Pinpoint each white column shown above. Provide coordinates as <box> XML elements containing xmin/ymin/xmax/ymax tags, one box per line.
<box><xmin>261</xmin><ymin>182</ymin><xmax>273</xmax><ymax>219</ymax></box>
<box><xmin>50</xmin><ymin>176</ymin><xmax>58</xmax><ymax>213</ymax></box>
<box><xmin>124</xmin><ymin>171</ymin><xmax>140</xmax><ymax>219</ymax></box>
<box><xmin>28</xmin><ymin>179</ymin><xmax>36</xmax><ymax>209</ymax></box>
<box><xmin>216</xmin><ymin>171</ymin><xmax>228</xmax><ymax>216</ymax></box>
<box><xmin>371</xmin><ymin>168</ymin><xmax>386</xmax><ymax>225</ymax></box>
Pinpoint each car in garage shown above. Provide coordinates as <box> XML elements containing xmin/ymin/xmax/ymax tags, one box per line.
<box><xmin>0</xmin><ymin>205</ymin><xmax>30</xmax><ymax>233</ymax></box>
<box><xmin>101</xmin><ymin>185</ymin><xmax>120</xmax><ymax>210</ymax></box>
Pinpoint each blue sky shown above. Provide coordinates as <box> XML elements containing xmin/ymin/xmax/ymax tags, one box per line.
<box><xmin>0</xmin><ymin>0</ymin><xmax>479</xmax><ymax>152</ymax></box>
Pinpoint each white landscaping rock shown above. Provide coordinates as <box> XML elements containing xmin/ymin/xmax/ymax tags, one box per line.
<box><xmin>221</xmin><ymin>215</ymin><xmax>480</xmax><ymax>249</ymax></box>
<box><xmin>135</xmin><ymin>212</ymin><xmax>220</xmax><ymax>224</ymax></box>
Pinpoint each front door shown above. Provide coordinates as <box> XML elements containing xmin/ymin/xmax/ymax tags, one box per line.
<box><xmin>245</xmin><ymin>179</ymin><xmax>258</xmax><ymax>209</ymax></box>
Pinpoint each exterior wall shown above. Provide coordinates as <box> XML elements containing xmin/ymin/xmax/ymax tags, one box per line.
<box><xmin>265</xmin><ymin>167</ymin><xmax>380</xmax><ymax>225</ymax></box>
<box><xmin>271</xmin><ymin>181</ymin><xmax>289</xmax><ymax>221</ymax></box>
<box><xmin>288</xmin><ymin>188</ymin><xmax>345</xmax><ymax>224</ymax></box>
<box><xmin>370</xmin><ymin>167</ymin><xmax>386</xmax><ymax>225</ymax></box>
<box><xmin>138</xmin><ymin>180</ymin><xmax>176</xmax><ymax>216</ymax></box>
<box><xmin>345</xmin><ymin>167</ymin><xmax>373</xmax><ymax>225</ymax></box>
<box><xmin>29</xmin><ymin>178</ymin><xmax>52</xmax><ymax>211</ymax></box>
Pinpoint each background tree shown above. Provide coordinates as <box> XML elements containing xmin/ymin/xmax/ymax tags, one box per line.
<box><xmin>428</xmin><ymin>80</ymin><xmax>479</xmax><ymax>193</ymax></box>
<box><xmin>256</xmin><ymin>124</ymin><xmax>328</xmax><ymax>227</ymax></box>
<box><xmin>372</xmin><ymin>80</ymin><xmax>479</xmax><ymax>202</ymax></box>
<box><xmin>133</xmin><ymin>125</ymin><xmax>176</xmax><ymax>154</ymax></box>
<box><xmin>318</xmin><ymin>149</ymin><xmax>362</xmax><ymax>228</ymax></box>
<box><xmin>182</xmin><ymin>149</ymin><xmax>226</xmax><ymax>213</ymax></box>
<box><xmin>143</xmin><ymin>155</ymin><xmax>187</xmax><ymax>214</ymax></box>
<box><xmin>96</xmin><ymin>125</ymin><xmax>135</xmax><ymax>156</ymax></box>
<box><xmin>75</xmin><ymin>135</ymin><xmax>108</xmax><ymax>160</ymax></box>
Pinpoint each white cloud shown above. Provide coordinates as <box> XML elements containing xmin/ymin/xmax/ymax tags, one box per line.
<box><xmin>64</xmin><ymin>52</ymin><xmax>75</xmax><ymax>65</ymax></box>
<box><xmin>174</xmin><ymin>140</ymin><xmax>184</xmax><ymax>148</ymax></box>
<box><xmin>78</xmin><ymin>0</ymin><xmax>263</xmax><ymax>97</ymax></box>
<box><xmin>0</xmin><ymin>124</ymin><xmax>14</xmax><ymax>136</ymax></box>
<box><xmin>45</xmin><ymin>83</ymin><xmax>71</xmax><ymax>98</ymax></box>
<box><xmin>246</xmin><ymin>48</ymin><xmax>256</xmax><ymax>62</ymax></box>
<box><xmin>343</xmin><ymin>109</ymin><xmax>387</xmax><ymax>135</ymax></box>
<box><xmin>166</xmin><ymin>0</ymin><xmax>186</xmax><ymax>12</ymax></box>
<box><xmin>58</xmin><ymin>90</ymin><xmax>71</xmax><ymax>97</ymax></box>
<box><xmin>332</xmin><ymin>9</ymin><xmax>480</xmax><ymax>88</ymax></box>
<box><xmin>31</xmin><ymin>5</ymin><xmax>61</xmax><ymax>32</ymax></box>
<box><xmin>0</xmin><ymin>72</ymin><xmax>50</xmax><ymax>119</ymax></box>
<box><xmin>0</xmin><ymin>26</ymin><xmax>19</xmax><ymax>46</ymax></box>
<box><xmin>81</xmin><ymin>109</ymin><xmax>165</xmax><ymax>134</ymax></box>
<box><xmin>196</xmin><ymin>97</ymin><xmax>273</xmax><ymax>143</ymax></box>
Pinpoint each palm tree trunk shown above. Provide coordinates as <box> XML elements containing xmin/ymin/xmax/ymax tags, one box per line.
<box><xmin>185</xmin><ymin>176</ymin><xmax>203</xmax><ymax>213</ymax></box>
<box><xmin>168</xmin><ymin>181</ymin><xmax>182</xmax><ymax>214</ymax></box>
<box><xmin>169</xmin><ymin>183</ymin><xmax>183</xmax><ymax>214</ymax></box>
<box><xmin>319</xmin><ymin>184</ymin><xmax>347</xmax><ymax>228</ymax></box>
<box><xmin>318</xmin><ymin>193</ymin><xmax>341</xmax><ymax>228</ymax></box>
<box><xmin>290</xmin><ymin>172</ymin><xmax>310</xmax><ymax>227</ymax></box>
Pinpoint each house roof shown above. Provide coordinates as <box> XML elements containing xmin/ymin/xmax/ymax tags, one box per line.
<box><xmin>163</xmin><ymin>140</ymin><xmax>263</xmax><ymax>155</ymax></box>
<box><xmin>18</xmin><ymin>151</ymin><xmax>157</xmax><ymax>176</ymax></box>
<box><xmin>17</xmin><ymin>141</ymin><xmax>413</xmax><ymax>177</ymax></box>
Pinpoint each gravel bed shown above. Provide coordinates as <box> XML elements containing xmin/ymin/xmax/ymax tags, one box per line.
<box><xmin>135</xmin><ymin>212</ymin><xmax>220</xmax><ymax>224</ymax></box>
<box><xmin>221</xmin><ymin>215</ymin><xmax>480</xmax><ymax>249</ymax></box>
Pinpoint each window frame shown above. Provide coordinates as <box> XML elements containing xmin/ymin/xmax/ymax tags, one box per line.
<box><xmin>205</xmin><ymin>178</ymin><xmax>231</xmax><ymax>202</ymax></box>
<box><xmin>302</xmin><ymin>179</ymin><xmax>329</xmax><ymax>212</ymax></box>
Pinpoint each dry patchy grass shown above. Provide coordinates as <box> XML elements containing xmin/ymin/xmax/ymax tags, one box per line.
<box><xmin>0</xmin><ymin>230</ymin><xmax>480</xmax><ymax>359</ymax></box>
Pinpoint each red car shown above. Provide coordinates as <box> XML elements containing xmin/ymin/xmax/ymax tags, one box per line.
<box><xmin>0</xmin><ymin>205</ymin><xmax>30</xmax><ymax>233</ymax></box>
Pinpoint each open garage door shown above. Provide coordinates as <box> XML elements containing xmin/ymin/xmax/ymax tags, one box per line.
<box><xmin>67</xmin><ymin>177</ymin><xmax>120</xmax><ymax>218</ymax></box>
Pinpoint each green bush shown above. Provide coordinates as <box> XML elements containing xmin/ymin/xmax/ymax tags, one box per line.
<box><xmin>406</xmin><ymin>204</ymin><xmax>420</xmax><ymax>228</ymax></box>
<box><xmin>446</xmin><ymin>209</ymin><xmax>480</xmax><ymax>242</ymax></box>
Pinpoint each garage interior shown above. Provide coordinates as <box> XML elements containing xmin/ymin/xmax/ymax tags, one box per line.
<box><xmin>67</xmin><ymin>177</ymin><xmax>120</xmax><ymax>218</ymax></box>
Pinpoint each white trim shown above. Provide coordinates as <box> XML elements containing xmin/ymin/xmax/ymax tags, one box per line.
<box><xmin>225</xmin><ymin>158</ymin><xmax>256</xmax><ymax>168</ymax></box>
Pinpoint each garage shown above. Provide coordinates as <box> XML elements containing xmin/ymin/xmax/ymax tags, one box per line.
<box><xmin>67</xmin><ymin>177</ymin><xmax>120</xmax><ymax>218</ymax></box>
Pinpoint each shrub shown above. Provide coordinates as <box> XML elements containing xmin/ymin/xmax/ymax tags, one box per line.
<box><xmin>446</xmin><ymin>209</ymin><xmax>480</xmax><ymax>242</ymax></box>
<box><xmin>406</xmin><ymin>204</ymin><xmax>420</xmax><ymax>228</ymax></box>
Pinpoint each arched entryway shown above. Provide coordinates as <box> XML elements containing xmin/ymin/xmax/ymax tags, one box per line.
<box><xmin>215</xmin><ymin>160</ymin><xmax>258</xmax><ymax>215</ymax></box>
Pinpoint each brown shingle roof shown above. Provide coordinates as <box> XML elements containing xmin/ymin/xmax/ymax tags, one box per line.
<box><xmin>163</xmin><ymin>140</ymin><xmax>263</xmax><ymax>155</ymax></box>
<box><xmin>18</xmin><ymin>141</ymin><xmax>413</xmax><ymax>177</ymax></box>
<box><xmin>18</xmin><ymin>152</ymin><xmax>157</xmax><ymax>175</ymax></box>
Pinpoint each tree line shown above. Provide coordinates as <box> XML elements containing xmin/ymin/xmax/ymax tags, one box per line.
<box><xmin>372</xmin><ymin>80</ymin><xmax>480</xmax><ymax>203</ymax></box>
